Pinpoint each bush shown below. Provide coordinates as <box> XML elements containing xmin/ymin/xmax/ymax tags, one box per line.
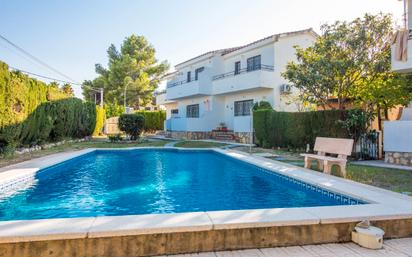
<box><xmin>135</xmin><ymin>110</ymin><xmax>166</xmax><ymax>132</ymax></box>
<box><xmin>254</xmin><ymin>109</ymin><xmax>353</xmax><ymax>149</ymax></box>
<box><xmin>0</xmin><ymin>61</ymin><xmax>98</xmax><ymax>152</ymax></box>
<box><xmin>118</xmin><ymin>114</ymin><xmax>145</xmax><ymax>140</ymax></box>
<box><xmin>253</xmin><ymin>101</ymin><xmax>272</xmax><ymax>110</ymax></box>
<box><xmin>93</xmin><ymin>106</ymin><xmax>106</xmax><ymax>136</ymax></box>
<box><xmin>108</xmin><ymin>134</ymin><xmax>122</xmax><ymax>143</ymax></box>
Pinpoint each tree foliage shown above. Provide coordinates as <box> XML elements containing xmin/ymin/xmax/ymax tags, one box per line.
<box><xmin>253</xmin><ymin>101</ymin><xmax>272</xmax><ymax>110</ymax></box>
<box><xmin>104</xmin><ymin>99</ymin><xmax>125</xmax><ymax>118</ymax></box>
<box><xmin>61</xmin><ymin>83</ymin><xmax>75</xmax><ymax>96</ymax></box>
<box><xmin>82</xmin><ymin>35</ymin><xmax>169</xmax><ymax>108</ymax></box>
<box><xmin>283</xmin><ymin>13</ymin><xmax>412</xmax><ymax>116</ymax></box>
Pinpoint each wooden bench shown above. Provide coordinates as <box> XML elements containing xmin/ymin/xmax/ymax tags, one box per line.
<box><xmin>300</xmin><ymin>137</ymin><xmax>354</xmax><ymax>177</ymax></box>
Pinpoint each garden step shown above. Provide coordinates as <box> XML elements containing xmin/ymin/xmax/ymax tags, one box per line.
<box><xmin>212</xmin><ymin>131</ymin><xmax>236</xmax><ymax>141</ymax></box>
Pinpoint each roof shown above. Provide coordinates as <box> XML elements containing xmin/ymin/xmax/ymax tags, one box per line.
<box><xmin>174</xmin><ymin>28</ymin><xmax>317</xmax><ymax>68</ymax></box>
<box><xmin>175</xmin><ymin>47</ymin><xmax>241</xmax><ymax>67</ymax></box>
<box><xmin>222</xmin><ymin>28</ymin><xmax>317</xmax><ymax>56</ymax></box>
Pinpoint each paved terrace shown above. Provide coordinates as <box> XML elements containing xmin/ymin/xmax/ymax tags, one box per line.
<box><xmin>161</xmin><ymin>237</ymin><xmax>412</xmax><ymax>257</ymax></box>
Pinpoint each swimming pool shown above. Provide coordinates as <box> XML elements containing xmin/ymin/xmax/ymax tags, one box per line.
<box><xmin>0</xmin><ymin>149</ymin><xmax>364</xmax><ymax>221</ymax></box>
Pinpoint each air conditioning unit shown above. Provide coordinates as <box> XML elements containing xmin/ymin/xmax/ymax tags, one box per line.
<box><xmin>280</xmin><ymin>84</ymin><xmax>292</xmax><ymax>94</ymax></box>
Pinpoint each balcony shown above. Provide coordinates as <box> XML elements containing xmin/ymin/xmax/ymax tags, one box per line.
<box><xmin>212</xmin><ymin>65</ymin><xmax>275</xmax><ymax>95</ymax></box>
<box><xmin>166</xmin><ymin>73</ymin><xmax>212</xmax><ymax>100</ymax></box>
<box><xmin>391</xmin><ymin>32</ymin><xmax>412</xmax><ymax>73</ymax></box>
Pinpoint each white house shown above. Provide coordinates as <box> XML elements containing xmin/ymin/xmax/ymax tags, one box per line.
<box><xmin>157</xmin><ymin>28</ymin><xmax>317</xmax><ymax>143</ymax></box>
<box><xmin>385</xmin><ymin>0</ymin><xmax>412</xmax><ymax>166</ymax></box>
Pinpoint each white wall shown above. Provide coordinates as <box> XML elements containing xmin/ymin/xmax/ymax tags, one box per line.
<box><xmin>384</xmin><ymin>121</ymin><xmax>412</xmax><ymax>152</ymax></box>
<box><xmin>274</xmin><ymin>33</ymin><xmax>316</xmax><ymax>111</ymax></box>
<box><xmin>164</xmin><ymin>31</ymin><xmax>317</xmax><ymax>132</ymax></box>
<box><xmin>167</xmin><ymin>95</ymin><xmax>221</xmax><ymax>131</ymax></box>
<box><xmin>222</xmin><ymin>44</ymin><xmax>275</xmax><ymax>72</ymax></box>
<box><xmin>222</xmin><ymin>89</ymin><xmax>274</xmax><ymax>132</ymax></box>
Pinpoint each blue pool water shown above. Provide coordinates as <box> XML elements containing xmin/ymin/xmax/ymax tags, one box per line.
<box><xmin>0</xmin><ymin>149</ymin><xmax>364</xmax><ymax>221</ymax></box>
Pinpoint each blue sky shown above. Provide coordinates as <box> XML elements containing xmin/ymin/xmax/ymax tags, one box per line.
<box><xmin>0</xmin><ymin>0</ymin><xmax>404</xmax><ymax>97</ymax></box>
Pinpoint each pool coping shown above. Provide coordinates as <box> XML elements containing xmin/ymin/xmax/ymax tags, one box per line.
<box><xmin>0</xmin><ymin>147</ymin><xmax>412</xmax><ymax>244</ymax></box>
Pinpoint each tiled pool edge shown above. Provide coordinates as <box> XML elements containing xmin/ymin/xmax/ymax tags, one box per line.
<box><xmin>0</xmin><ymin>147</ymin><xmax>412</xmax><ymax>257</ymax></box>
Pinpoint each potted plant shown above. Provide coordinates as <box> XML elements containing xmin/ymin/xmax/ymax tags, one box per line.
<box><xmin>219</xmin><ymin>122</ymin><xmax>227</xmax><ymax>132</ymax></box>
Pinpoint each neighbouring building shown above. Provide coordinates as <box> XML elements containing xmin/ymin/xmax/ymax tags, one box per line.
<box><xmin>158</xmin><ymin>28</ymin><xmax>317</xmax><ymax>143</ymax></box>
<box><xmin>386</xmin><ymin>0</ymin><xmax>412</xmax><ymax>166</ymax></box>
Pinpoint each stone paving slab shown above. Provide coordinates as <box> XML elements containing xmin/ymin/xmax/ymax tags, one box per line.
<box><xmin>161</xmin><ymin>238</ymin><xmax>412</xmax><ymax>257</ymax></box>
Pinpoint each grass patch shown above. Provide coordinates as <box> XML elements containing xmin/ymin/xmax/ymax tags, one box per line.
<box><xmin>234</xmin><ymin>145</ymin><xmax>412</xmax><ymax>194</ymax></box>
<box><xmin>346</xmin><ymin>164</ymin><xmax>412</xmax><ymax>193</ymax></box>
<box><xmin>0</xmin><ymin>139</ymin><xmax>170</xmax><ymax>168</ymax></box>
<box><xmin>268</xmin><ymin>156</ymin><xmax>412</xmax><ymax>194</ymax></box>
<box><xmin>174</xmin><ymin>141</ymin><xmax>228</xmax><ymax>148</ymax></box>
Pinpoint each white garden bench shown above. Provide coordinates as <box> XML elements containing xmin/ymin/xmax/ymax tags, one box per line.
<box><xmin>300</xmin><ymin>137</ymin><xmax>354</xmax><ymax>177</ymax></box>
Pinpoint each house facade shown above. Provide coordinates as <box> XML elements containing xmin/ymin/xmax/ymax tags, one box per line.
<box><xmin>386</xmin><ymin>0</ymin><xmax>412</xmax><ymax>166</ymax></box>
<box><xmin>157</xmin><ymin>29</ymin><xmax>317</xmax><ymax>143</ymax></box>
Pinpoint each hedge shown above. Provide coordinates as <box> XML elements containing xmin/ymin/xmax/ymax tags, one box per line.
<box><xmin>0</xmin><ymin>61</ymin><xmax>97</xmax><ymax>151</ymax></box>
<box><xmin>253</xmin><ymin>109</ymin><xmax>350</xmax><ymax>149</ymax></box>
<box><xmin>136</xmin><ymin>110</ymin><xmax>166</xmax><ymax>132</ymax></box>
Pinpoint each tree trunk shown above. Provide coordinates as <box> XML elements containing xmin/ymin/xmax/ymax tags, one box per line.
<box><xmin>377</xmin><ymin>105</ymin><xmax>382</xmax><ymax>131</ymax></box>
<box><xmin>384</xmin><ymin>108</ymin><xmax>389</xmax><ymax>120</ymax></box>
<box><xmin>338</xmin><ymin>98</ymin><xmax>344</xmax><ymax>111</ymax></box>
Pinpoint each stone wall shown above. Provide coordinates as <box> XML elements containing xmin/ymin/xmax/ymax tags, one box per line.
<box><xmin>164</xmin><ymin>131</ymin><xmax>213</xmax><ymax>141</ymax></box>
<box><xmin>385</xmin><ymin>152</ymin><xmax>412</xmax><ymax>166</ymax></box>
<box><xmin>1</xmin><ymin>219</ymin><xmax>412</xmax><ymax>257</ymax></box>
<box><xmin>164</xmin><ymin>131</ymin><xmax>253</xmax><ymax>144</ymax></box>
<box><xmin>234</xmin><ymin>132</ymin><xmax>252</xmax><ymax>144</ymax></box>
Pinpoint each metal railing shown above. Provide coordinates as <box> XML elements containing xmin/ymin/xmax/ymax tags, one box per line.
<box><xmin>167</xmin><ymin>76</ymin><xmax>200</xmax><ymax>88</ymax></box>
<box><xmin>212</xmin><ymin>64</ymin><xmax>274</xmax><ymax>81</ymax></box>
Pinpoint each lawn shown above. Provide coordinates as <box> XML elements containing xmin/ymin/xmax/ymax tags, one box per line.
<box><xmin>0</xmin><ymin>139</ymin><xmax>171</xmax><ymax>168</ymax></box>
<box><xmin>174</xmin><ymin>140</ymin><xmax>228</xmax><ymax>148</ymax></box>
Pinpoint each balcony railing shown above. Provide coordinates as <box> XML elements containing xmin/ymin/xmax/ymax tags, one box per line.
<box><xmin>167</xmin><ymin>76</ymin><xmax>197</xmax><ymax>88</ymax></box>
<box><xmin>212</xmin><ymin>64</ymin><xmax>274</xmax><ymax>81</ymax></box>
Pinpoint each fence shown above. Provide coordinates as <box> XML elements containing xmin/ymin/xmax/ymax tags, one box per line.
<box><xmin>355</xmin><ymin>131</ymin><xmax>382</xmax><ymax>160</ymax></box>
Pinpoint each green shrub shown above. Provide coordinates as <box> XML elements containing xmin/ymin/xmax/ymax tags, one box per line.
<box><xmin>0</xmin><ymin>61</ymin><xmax>98</xmax><ymax>151</ymax></box>
<box><xmin>108</xmin><ymin>133</ymin><xmax>122</xmax><ymax>142</ymax></box>
<box><xmin>93</xmin><ymin>106</ymin><xmax>106</xmax><ymax>136</ymax></box>
<box><xmin>253</xmin><ymin>109</ymin><xmax>354</xmax><ymax>150</ymax></box>
<box><xmin>253</xmin><ymin>101</ymin><xmax>272</xmax><ymax>110</ymax></box>
<box><xmin>135</xmin><ymin>110</ymin><xmax>166</xmax><ymax>132</ymax></box>
<box><xmin>119</xmin><ymin>114</ymin><xmax>145</xmax><ymax>140</ymax></box>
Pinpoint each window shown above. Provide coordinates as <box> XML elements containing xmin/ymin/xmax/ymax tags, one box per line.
<box><xmin>145</xmin><ymin>107</ymin><xmax>151</xmax><ymax>111</ymax></box>
<box><xmin>187</xmin><ymin>71</ymin><xmax>191</xmax><ymax>82</ymax></box>
<box><xmin>234</xmin><ymin>61</ymin><xmax>241</xmax><ymax>75</ymax></box>
<box><xmin>195</xmin><ymin>67</ymin><xmax>204</xmax><ymax>80</ymax></box>
<box><xmin>234</xmin><ymin>100</ymin><xmax>253</xmax><ymax>116</ymax></box>
<box><xmin>247</xmin><ymin>55</ymin><xmax>261</xmax><ymax>71</ymax></box>
<box><xmin>171</xmin><ymin>109</ymin><xmax>179</xmax><ymax>114</ymax></box>
<box><xmin>186</xmin><ymin>104</ymin><xmax>199</xmax><ymax>118</ymax></box>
